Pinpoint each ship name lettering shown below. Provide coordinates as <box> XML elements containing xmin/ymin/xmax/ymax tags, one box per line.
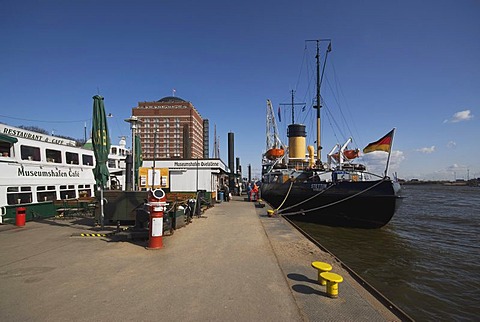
<box><xmin>311</xmin><ymin>183</ymin><xmax>327</xmax><ymax>191</ymax></box>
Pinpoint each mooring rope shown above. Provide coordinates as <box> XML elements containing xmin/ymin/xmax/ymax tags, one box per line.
<box><xmin>279</xmin><ymin>178</ymin><xmax>387</xmax><ymax>216</ymax></box>
<box><xmin>274</xmin><ymin>180</ymin><xmax>294</xmax><ymax>212</ymax></box>
<box><xmin>277</xmin><ymin>181</ymin><xmax>336</xmax><ymax>214</ymax></box>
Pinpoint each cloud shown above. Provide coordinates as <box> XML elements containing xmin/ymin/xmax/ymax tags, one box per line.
<box><xmin>446</xmin><ymin>163</ymin><xmax>466</xmax><ymax>172</ymax></box>
<box><xmin>389</xmin><ymin>150</ymin><xmax>405</xmax><ymax>169</ymax></box>
<box><xmin>417</xmin><ymin>164</ymin><xmax>467</xmax><ymax>181</ymax></box>
<box><xmin>443</xmin><ymin>110</ymin><xmax>474</xmax><ymax>123</ymax></box>
<box><xmin>361</xmin><ymin>150</ymin><xmax>404</xmax><ymax>175</ymax></box>
<box><xmin>446</xmin><ymin>141</ymin><xmax>456</xmax><ymax>148</ymax></box>
<box><xmin>415</xmin><ymin>146</ymin><xmax>435</xmax><ymax>153</ymax></box>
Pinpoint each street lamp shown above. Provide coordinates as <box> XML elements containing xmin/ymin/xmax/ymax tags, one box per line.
<box><xmin>152</xmin><ymin>129</ymin><xmax>160</xmax><ymax>190</ymax></box>
<box><xmin>124</xmin><ymin>116</ymin><xmax>141</xmax><ymax>191</ymax></box>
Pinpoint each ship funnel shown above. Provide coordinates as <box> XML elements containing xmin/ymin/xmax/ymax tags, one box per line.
<box><xmin>287</xmin><ymin>124</ymin><xmax>306</xmax><ymax>159</ymax></box>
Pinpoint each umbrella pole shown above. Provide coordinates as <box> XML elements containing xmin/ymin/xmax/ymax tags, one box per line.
<box><xmin>100</xmin><ymin>187</ymin><xmax>104</xmax><ymax>229</ymax></box>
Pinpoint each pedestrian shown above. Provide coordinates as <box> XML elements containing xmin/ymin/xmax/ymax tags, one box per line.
<box><xmin>252</xmin><ymin>183</ymin><xmax>259</xmax><ymax>202</ymax></box>
<box><xmin>224</xmin><ymin>184</ymin><xmax>230</xmax><ymax>202</ymax></box>
<box><xmin>246</xmin><ymin>183</ymin><xmax>252</xmax><ymax>201</ymax></box>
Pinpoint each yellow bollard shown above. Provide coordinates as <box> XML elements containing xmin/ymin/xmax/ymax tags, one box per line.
<box><xmin>320</xmin><ymin>272</ymin><xmax>344</xmax><ymax>298</ymax></box>
<box><xmin>311</xmin><ymin>261</ymin><xmax>332</xmax><ymax>286</ymax></box>
<box><xmin>267</xmin><ymin>209</ymin><xmax>275</xmax><ymax>217</ymax></box>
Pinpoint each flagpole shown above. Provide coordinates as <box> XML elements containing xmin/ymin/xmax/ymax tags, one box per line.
<box><xmin>383</xmin><ymin>128</ymin><xmax>396</xmax><ymax>177</ymax></box>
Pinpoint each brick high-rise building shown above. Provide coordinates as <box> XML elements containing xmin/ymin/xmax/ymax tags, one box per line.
<box><xmin>132</xmin><ymin>96</ymin><xmax>205</xmax><ymax>160</ymax></box>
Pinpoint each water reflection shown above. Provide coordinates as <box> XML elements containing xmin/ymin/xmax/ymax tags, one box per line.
<box><xmin>292</xmin><ymin>185</ymin><xmax>480</xmax><ymax>321</ymax></box>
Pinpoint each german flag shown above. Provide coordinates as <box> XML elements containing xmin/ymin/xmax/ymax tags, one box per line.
<box><xmin>363</xmin><ymin>129</ymin><xmax>395</xmax><ymax>153</ymax></box>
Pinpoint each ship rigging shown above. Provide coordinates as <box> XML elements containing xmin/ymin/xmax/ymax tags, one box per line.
<box><xmin>260</xmin><ymin>39</ymin><xmax>402</xmax><ymax>229</ymax></box>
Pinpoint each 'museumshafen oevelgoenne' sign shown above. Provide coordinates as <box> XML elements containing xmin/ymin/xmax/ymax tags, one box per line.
<box><xmin>143</xmin><ymin>160</ymin><xmax>229</xmax><ymax>173</ymax></box>
<box><xmin>173</xmin><ymin>161</ymin><xmax>222</xmax><ymax>168</ymax></box>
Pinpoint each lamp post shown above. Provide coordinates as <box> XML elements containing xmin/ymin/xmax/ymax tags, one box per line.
<box><xmin>151</xmin><ymin>129</ymin><xmax>160</xmax><ymax>190</ymax></box>
<box><xmin>124</xmin><ymin>116</ymin><xmax>140</xmax><ymax>191</ymax></box>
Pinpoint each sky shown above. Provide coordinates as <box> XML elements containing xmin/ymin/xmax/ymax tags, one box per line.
<box><xmin>1</xmin><ymin>0</ymin><xmax>479</xmax><ymax>181</ymax></box>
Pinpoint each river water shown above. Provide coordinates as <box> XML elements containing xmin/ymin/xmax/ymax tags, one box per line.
<box><xmin>292</xmin><ymin>184</ymin><xmax>480</xmax><ymax>321</ymax></box>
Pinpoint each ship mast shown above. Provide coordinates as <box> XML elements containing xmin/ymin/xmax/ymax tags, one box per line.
<box><xmin>306</xmin><ymin>39</ymin><xmax>331</xmax><ymax>163</ymax></box>
<box><xmin>280</xmin><ymin>90</ymin><xmax>305</xmax><ymax>125</ymax></box>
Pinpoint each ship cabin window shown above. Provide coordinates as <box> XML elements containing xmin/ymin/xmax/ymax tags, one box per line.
<box><xmin>21</xmin><ymin>145</ymin><xmax>41</xmax><ymax>161</ymax></box>
<box><xmin>59</xmin><ymin>185</ymin><xmax>76</xmax><ymax>199</ymax></box>
<box><xmin>0</xmin><ymin>134</ymin><xmax>16</xmax><ymax>157</ymax></box>
<box><xmin>82</xmin><ymin>154</ymin><xmax>94</xmax><ymax>166</ymax></box>
<box><xmin>108</xmin><ymin>159</ymin><xmax>116</xmax><ymax>168</ymax></box>
<box><xmin>78</xmin><ymin>185</ymin><xmax>92</xmax><ymax>198</ymax></box>
<box><xmin>46</xmin><ymin>149</ymin><xmax>62</xmax><ymax>163</ymax></box>
<box><xmin>66</xmin><ymin>152</ymin><xmax>79</xmax><ymax>165</ymax></box>
<box><xmin>0</xmin><ymin>142</ymin><xmax>12</xmax><ymax>157</ymax></box>
<box><xmin>111</xmin><ymin>147</ymin><xmax>117</xmax><ymax>155</ymax></box>
<box><xmin>7</xmin><ymin>186</ymin><xmax>32</xmax><ymax>205</ymax></box>
<box><xmin>37</xmin><ymin>185</ymin><xmax>57</xmax><ymax>202</ymax></box>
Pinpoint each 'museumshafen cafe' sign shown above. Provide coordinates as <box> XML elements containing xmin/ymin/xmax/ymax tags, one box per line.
<box><xmin>18</xmin><ymin>167</ymin><xmax>81</xmax><ymax>178</ymax></box>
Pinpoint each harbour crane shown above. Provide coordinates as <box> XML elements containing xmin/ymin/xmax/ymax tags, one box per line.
<box><xmin>264</xmin><ymin>99</ymin><xmax>285</xmax><ymax>160</ymax></box>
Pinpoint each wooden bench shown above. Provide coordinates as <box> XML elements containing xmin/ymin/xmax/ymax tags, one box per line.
<box><xmin>54</xmin><ymin>197</ymin><xmax>97</xmax><ymax>217</ymax></box>
<box><xmin>78</xmin><ymin>197</ymin><xmax>97</xmax><ymax>216</ymax></box>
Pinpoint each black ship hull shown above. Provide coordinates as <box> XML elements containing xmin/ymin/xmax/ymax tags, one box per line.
<box><xmin>260</xmin><ymin>179</ymin><xmax>401</xmax><ymax>228</ymax></box>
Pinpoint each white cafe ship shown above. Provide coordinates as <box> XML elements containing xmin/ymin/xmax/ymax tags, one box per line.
<box><xmin>0</xmin><ymin>124</ymin><xmax>129</xmax><ymax>224</ymax></box>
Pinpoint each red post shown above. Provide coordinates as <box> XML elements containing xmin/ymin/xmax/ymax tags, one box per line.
<box><xmin>16</xmin><ymin>207</ymin><xmax>26</xmax><ymax>227</ymax></box>
<box><xmin>147</xmin><ymin>189</ymin><xmax>167</xmax><ymax>250</ymax></box>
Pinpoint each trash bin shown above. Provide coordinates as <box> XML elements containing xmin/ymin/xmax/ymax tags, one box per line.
<box><xmin>16</xmin><ymin>207</ymin><xmax>26</xmax><ymax>227</ymax></box>
<box><xmin>135</xmin><ymin>205</ymin><xmax>150</xmax><ymax>229</ymax></box>
<box><xmin>173</xmin><ymin>205</ymin><xmax>186</xmax><ymax>229</ymax></box>
<box><xmin>218</xmin><ymin>191</ymin><xmax>224</xmax><ymax>202</ymax></box>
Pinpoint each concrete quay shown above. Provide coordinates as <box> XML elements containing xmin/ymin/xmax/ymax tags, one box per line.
<box><xmin>0</xmin><ymin>196</ymin><xmax>405</xmax><ymax>321</ymax></box>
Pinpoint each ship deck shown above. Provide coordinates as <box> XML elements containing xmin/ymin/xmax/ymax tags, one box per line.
<box><xmin>0</xmin><ymin>196</ymin><xmax>410</xmax><ymax>321</ymax></box>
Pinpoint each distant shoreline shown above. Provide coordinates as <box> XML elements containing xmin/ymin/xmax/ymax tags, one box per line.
<box><xmin>400</xmin><ymin>179</ymin><xmax>479</xmax><ymax>187</ymax></box>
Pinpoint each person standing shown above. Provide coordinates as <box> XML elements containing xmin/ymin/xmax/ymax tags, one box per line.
<box><xmin>224</xmin><ymin>184</ymin><xmax>230</xmax><ymax>202</ymax></box>
<box><xmin>246</xmin><ymin>183</ymin><xmax>252</xmax><ymax>201</ymax></box>
<box><xmin>251</xmin><ymin>183</ymin><xmax>259</xmax><ymax>202</ymax></box>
